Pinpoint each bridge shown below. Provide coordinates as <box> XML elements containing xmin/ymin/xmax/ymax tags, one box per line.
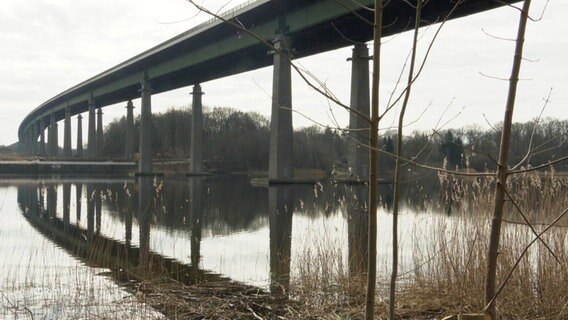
<box><xmin>17</xmin><ymin>0</ymin><xmax>517</xmax><ymax>181</ymax></box>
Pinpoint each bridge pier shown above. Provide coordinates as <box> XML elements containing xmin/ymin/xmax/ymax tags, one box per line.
<box><xmin>268</xmin><ymin>37</ymin><xmax>294</xmax><ymax>181</ymax></box>
<box><xmin>96</xmin><ymin>108</ymin><xmax>104</xmax><ymax>157</ymax></box>
<box><xmin>76</xmin><ymin>115</ymin><xmax>83</xmax><ymax>157</ymax></box>
<box><xmin>28</xmin><ymin>127</ymin><xmax>36</xmax><ymax>155</ymax></box>
<box><xmin>33</xmin><ymin>122</ymin><xmax>40</xmax><ymax>155</ymax></box>
<box><xmin>49</xmin><ymin>114</ymin><xmax>58</xmax><ymax>158</ymax></box>
<box><xmin>138</xmin><ymin>76</ymin><xmax>153</xmax><ymax>174</ymax></box>
<box><xmin>348</xmin><ymin>43</ymin><xmax>371</xmax><ymax>180</ymax></box>
<box><xmin>39</xmin><ymin>119</ymin><xmax>46</xmax><ymax>156</ymax></box>
<box><xmin>22</xmin><ymin>131</ymin><xmax>30</xmax><ymax>155</ymax></box>
<box><xmin>88</xmin><ymin>97</ymin><xmax>96</xmax><ymax>158</ymax></box>
<box><xmin>64</xmin><ymin>105</ymin><xmax>72</xmax><ymax>157</ymax></box>
<box><xmin>189</xmin><ymin>84</ymin><xmax>204</xmax><ymax>174</ymax></box>
<box><xmin>125</xmin><ymin>100</ymin><xmax>135</xmax><ymax>160</ymax></box>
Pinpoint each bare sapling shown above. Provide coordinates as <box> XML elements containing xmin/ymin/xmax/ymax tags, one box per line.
<box><xmin>366</xmin><ymin>1</ymin><xmax>383</xmax><ymax>319</ymax></box>
<box><xmin>484</xmin><ymin>0</ymin><xmax>532</xmax><ymax>318</ymax></box>
<box><xmin>389</xmin><ymin>1</ymin><xmax>422</xmax><ymax>319</ymax></box>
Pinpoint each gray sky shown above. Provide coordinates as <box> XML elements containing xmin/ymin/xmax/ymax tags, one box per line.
<box><xmin>0</xmin><ymin>0</ymin><xmax>564</xmax><ymax>146</ymax></box>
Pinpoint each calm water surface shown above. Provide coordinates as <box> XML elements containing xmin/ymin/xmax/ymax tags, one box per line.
<box><xmin>1</xmin><ymin>175</ymin><xmax>448</xmax><ymax>318</ymax></box>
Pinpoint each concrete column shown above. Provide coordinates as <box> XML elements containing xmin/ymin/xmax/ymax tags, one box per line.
<box><xmin>20</xmin><ymin>132</ymin><xmax>28</xmax><ymax>155</ymax></box>
<box><xmin>138</xmin><ymin>77</ymin><xmax>153</xmax><ymax>174</ymax></box>
<box><xmin>47</xmin><ymin>124</ymin><xmax>52</xmax><ymax>157</ymax></box>
<box><xmin>64</xmin><ymin>105</ymin><xmax>72</xmax><ymax>157</ymax></box>
<box><xmin>34</xmin><ymin>122</ymin><xmax>41</xmax><ymax>155</ymax></box>
<box><xmin>28</xmin><ymin>131</ymin><xmax>34</xmax><ymax>155</ymax></box>
<box><xmin>30</xmin><ymin>130</ymin><xmax>35</xmax><ymax>155</ymax></box>
<box><xmin>24</xmin><ymin>129</ymin><xmax>32</xmax><ymax>155</ymax></box>
<box><xmin>125</xmin><ymin>100</ymin><xmax>135</xmax><ymax>160</ymax></box>
<box><xmin>39</xmin><ymin>119</ymin><xmax>46</xmax><ymax>156</ymax></box>
<box><xmin>49</xmin><ymin>114</ymin><xmax>58</xmax><ymax>158</ymax></box>
<box><xmin>96</xmin><ymin>108</ymin><xmax>104</xmax><ymax>157</ymax></box>
<box><xmin>76</xmin><ymin>115</ymin><xmax>83</xmax><ymax>157</ymax></box>
<box><xmin>348</xmin><ymin>44</ymin><xmax>371</xmax><ymax>180</ymax></box>
<box><xmin>88</xmin><ymin>97</ymin><xmax>96</xmax><ymax>158</ymax></box>
<box><xmin>268</xmin><ymin>36</ymin><xmax>294</xmax><ymax>180</ymax></box>
<box><xmin>190</xmin><ymin>84</ymin><xmax>204</xmax><ymax>173</ymax></box>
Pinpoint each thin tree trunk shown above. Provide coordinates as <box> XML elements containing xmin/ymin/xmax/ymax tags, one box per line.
<box><xmin>388</xmin><ymin>1</ymin><xmax>422</xmax><ymax>319</ymax></box>
<box><xmin>484</xmin><ymin>1</ymin><xmax>531</xmax><ymax>318</ymax></box>
<box><xmin>366</xmin><ymin>1</ymin><xmax>383</xmax><ymax>319</ymax></box>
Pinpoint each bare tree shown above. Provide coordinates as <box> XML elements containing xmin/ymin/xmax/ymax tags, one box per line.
<box><xmin>484</xmin><ymin>0</ymin><xmax>532</xmax><ymax>319</ymax></box>
<box><xmin>389</xmin><ymin>1</ymin><xmax>422</xmax><ymax>318</ymax></box>
<box><xmin>365</xmin><ymin>1</ymin><xmax>383</xmax><ymax>318</ymax></box>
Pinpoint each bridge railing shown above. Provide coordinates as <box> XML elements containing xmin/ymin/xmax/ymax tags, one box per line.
<box><xmin>186</xmin><ymin>0</ymin><xmax>260</xmax><ymax>35</ymax></box>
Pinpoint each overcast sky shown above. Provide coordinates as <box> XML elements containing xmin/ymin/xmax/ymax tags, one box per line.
<box><xmin>0</xmin><ymin>0</ymin><xmax>564</xmax><ymax>146</ymax></box>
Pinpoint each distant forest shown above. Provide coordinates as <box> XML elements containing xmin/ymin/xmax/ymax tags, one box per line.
<box><xmin>102</xmin><ymin>106</ymin><xmax>568</xmax><ymax>173</ymax></box>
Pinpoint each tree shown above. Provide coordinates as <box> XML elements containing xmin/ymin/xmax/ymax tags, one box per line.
<box><xmin>440</xmin><ymin>130</ymin><xmax>464</xmax><ymax>168</ymax></box>
<box><xmin>484</xmin><ymin>1</ymin><xmax>532</xmax><ymax>318</ymax></box>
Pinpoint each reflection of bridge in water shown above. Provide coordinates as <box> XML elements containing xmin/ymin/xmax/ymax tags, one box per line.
<box><xmin>16</xmin><ymin>177</ymin><xmax>372</xmax><ymax>316</ymax></box>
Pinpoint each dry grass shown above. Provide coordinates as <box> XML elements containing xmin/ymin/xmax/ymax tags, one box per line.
<box><xmin>279</xmin><ymin>171</ymin><xmax>568</xmax><ymax>319</ymax></box>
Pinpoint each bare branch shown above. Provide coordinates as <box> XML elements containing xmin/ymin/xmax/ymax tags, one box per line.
<box><xmin>484</xmin><ymin>205</ymin><xmax>568</xmax><ymax>312</ymax></box>
<box><xmin>482</xmin><ymin>28</ymin><xmax>516</xmax><ymax>41</ymax></box>
<box><xmin>510</xmin><ymin>154</ymin><xmax>568</xmax><ymax>175</ymax></box>
<box><xmin>482</xmin><ymin>113</ymin><xmax>500</xmax><ymax>133</ymax></box>
<box><xmin>385</xmin><ymin>1</ymin><xmax>462</xmax><ymax>113</ymax></box>
<box><xmin>512</xmin><ymin>88</ymin><xmax>551</xmax><ymax>170</ymax></box>
<box><xmin>493</xmin><ymin>0</ymin><xmax>549</xmax><ymax>22</ymax></box>
<box><xmin>185</xmin><ymin>0</ymin><xmax>371</xmax><ymax>124</ymax></box>
<box><xmin>502</xmin><ymin>187</ymin><xmax>561</xmax><ymax>263</ymax></box>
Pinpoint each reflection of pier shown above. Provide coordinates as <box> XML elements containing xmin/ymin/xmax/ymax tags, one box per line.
<box><xmin>18</xmin><ymin>181</ymin><xmax>298</xmax><ymax>318</ymax></box>
<box><xmin>17</xmin><ymin>183</ymin><xmax>233</xmax><ymax>286</ymax></box>
<box><xmin>346</xmin><ymin>185</ymin><xmax>368</xmax><ymax>279</ymax></box>
<box><xmin>269</xmin><ymin>186</ymin><xmax>293</xmax><ymax>294</ymax></box>
<box><xmin>16</xmin><ymin>177</ymin><xmax>376</xmax><ymax>317</ymax></box>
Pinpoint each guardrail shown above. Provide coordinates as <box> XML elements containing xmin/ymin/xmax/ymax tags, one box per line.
<box><xmin>186</xmin><ymin>0</ymin><xmax>259</xmax><ymax>35</ymax></box>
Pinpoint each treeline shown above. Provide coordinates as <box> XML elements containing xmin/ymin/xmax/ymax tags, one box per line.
<box><xmin>396</xmin><ymin>119</ymin><xmax>568</xmax><ymax>172</ymax></box>
<box><xmin>102</xmin><ymin>106</ymin><xmax>568</xmax><ymax>173</ymax></box>
<box><xmin>103</xmin><ymin>107</ymin><xmax>345</xmax><ymax>171</ymax></box>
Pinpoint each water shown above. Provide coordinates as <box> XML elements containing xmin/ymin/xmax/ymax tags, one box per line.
<box><xmin>0</xmin><ymin>179</ymin><xmax>164</xmax><ymax>319</ymax></box>
<box><xmin>3</xmin><ymin>174</ymin><xmax>562</xmax><ymax>318</ymax></box>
